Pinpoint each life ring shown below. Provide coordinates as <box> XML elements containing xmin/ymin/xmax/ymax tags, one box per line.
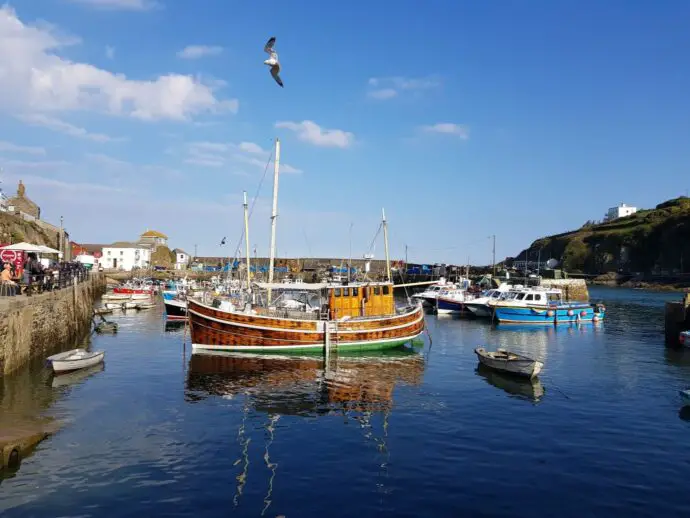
<box><xmin>547</xmin><ymin>310</ymin><xmax>555</xmax><ymax>317</ymax></box>
<box><xmin>567</xmin><ymin>309</ymin><xmax>574</xmax><ymax>316</ymax></box>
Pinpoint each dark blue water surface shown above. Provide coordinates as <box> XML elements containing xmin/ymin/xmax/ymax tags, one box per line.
<box><xmin>2</xmin><ymin>287</ymin><xmax>690</xmax><ymax>517</ymax></box>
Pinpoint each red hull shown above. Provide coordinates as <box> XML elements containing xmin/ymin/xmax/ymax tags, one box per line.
<box><xmin>113</xmin><ymin>287</ymin><xmax>152</xmax><ymax>294</ymax></box>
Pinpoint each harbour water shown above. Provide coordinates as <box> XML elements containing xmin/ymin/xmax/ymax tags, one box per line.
<box><xmin>2</xmin><ymin>287</ymin><xmax>690</xmax><ymax>517</ymax></box>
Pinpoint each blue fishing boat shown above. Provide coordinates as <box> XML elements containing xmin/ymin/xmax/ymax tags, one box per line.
<box><xmin>490</xmin><ymin>287</ymin><xmax>605</xmax><ymax>325</ymax></box>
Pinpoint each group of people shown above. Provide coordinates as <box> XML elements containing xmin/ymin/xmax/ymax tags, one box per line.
<box><xmin>0</xmin><ymin>254</ymin><xmax>89</xmax><ymax>296</ymax></box>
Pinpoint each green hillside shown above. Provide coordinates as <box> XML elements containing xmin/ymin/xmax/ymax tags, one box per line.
<box><xmin>517</xmin><ymin>197</ymin><xmax>690</xmax><ymax>274</ymax></box>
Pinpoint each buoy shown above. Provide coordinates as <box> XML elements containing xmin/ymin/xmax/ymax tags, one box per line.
<box><xmin>547</xmin><ymin>310</ymin><xmax>554</xmax><ymax>317</ymax></box>
<box><xmin>567</xmin><ymin>309</ymin><xmax>574</xmax><ymax>317</ymax></box>
<box><xmin>593</xmin><ymin>315</ymin><xmax>600</xmax><ymax>322</ymax></box>
<box><xmin>580</xmin><ymin>310</ymin><xmax>587</xmax><ymax>317</ymax></box>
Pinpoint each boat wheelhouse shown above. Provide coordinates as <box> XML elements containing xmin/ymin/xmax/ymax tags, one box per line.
<box><xmin>188</xmin><ymin>281</ymin><xmax>424</xmax><ymax>353</ymax></box>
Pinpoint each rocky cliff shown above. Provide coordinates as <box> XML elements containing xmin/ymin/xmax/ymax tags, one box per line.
<box><xmin>517</xmin><ymin>197</ymin><xmax>690</xmax><ymax>275</ymax></box>
<box><xmin>0</xmin><ymin>212</ymin><xmax>58</xmax><ymax>248</ymax></box>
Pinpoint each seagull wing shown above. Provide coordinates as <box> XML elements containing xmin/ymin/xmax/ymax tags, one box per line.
<box><xmin>264</xmin><ymin>37</ymin><xmax>276</xmax><ymax>55</ymax></box>
<box><xmin>270</xmin><ymin>64</ymin><xmax>284</xmax><ymax>87</ymax></box>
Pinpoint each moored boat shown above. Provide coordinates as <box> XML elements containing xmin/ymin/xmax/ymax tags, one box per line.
<box><xmin>463</xmin><ymin>283</ymin><xmax>515</xmax><ymax>318</ymax></box>
<box><xmin>164</xmin><ymin>297</ymin><xmax>188</xmax><ymax>319</ymax></box>
<box><xmin>489</xmin><ymin>286</ymin><xmax>606</xmax><ymax>325</ymax></box>
<box><xmin>46</xmin><ymin>348</ymin><xmax>105</xmax><ymax>374</ymax></box>
<box><xmin>680</xmin><ymin>330</ymin><xmax>690</xmax><ymax>347</ymax></box>
<box><xmin>474</xmin><ymin>347</ymin><xmax>543</xmax><ymax>378</ymax></box>
<box><xmin>188</xmin><ymin>281</ymin><xmax>424</xmax><ymax>353</ymax></box>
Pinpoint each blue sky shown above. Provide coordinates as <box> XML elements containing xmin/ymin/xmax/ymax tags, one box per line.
<box><xmin>0</xmin><ymin>0</ymin><xmax>689</xmax><ymax>264</ymax></box>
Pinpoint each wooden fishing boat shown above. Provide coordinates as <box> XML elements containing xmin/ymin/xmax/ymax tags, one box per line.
<box><xmin>46</xmin><ymin>348</ymin><xmax>105</xmax><ymax>374</ymax></box>
<box><xmin>188</xmin><ymin>281</ymin><xmax>424</xmax><ymax>353</ymax></box>
<box><xmin>474</xmin><ymin>347</ymin><xmax>543</xmax><ymax>378</ymax></box>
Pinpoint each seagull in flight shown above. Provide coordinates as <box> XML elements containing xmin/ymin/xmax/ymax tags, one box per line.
<box><xmin>263</xmin><ymin>37</ymin><xmax>283</xmax><ymax>88</ymax></box>
<box><xmin>220</xmin><ymin>237</ymin><xmax>226</xmax><ymax>246</ymax></box>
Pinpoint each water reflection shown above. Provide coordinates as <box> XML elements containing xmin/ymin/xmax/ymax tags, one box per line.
<box><xmin>186</xmin><ymin>349</ymin><xmax>425</xmax><ymax>514</ymax></box>
<box><xmin>164</xmin><ymin>321</ymin><xmax>186</xmax><ymax>333</ymax></box>
<box><xmin>49</xmin><ymin>363</ymin><xmax>104</xmax><ymax>389</ymax></box>
<box><xmin>186</xmin><ymin>349</ymin><xmax>425</xmax><ymax>414</ymax></box>
<box><xmin>475</xmin><ymin>364</ymin><xmax>545</xmax><ymax>403</ymax></box>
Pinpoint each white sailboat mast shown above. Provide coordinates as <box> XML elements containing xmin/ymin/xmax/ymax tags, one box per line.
<box><xmin>243</xmin><ymin>190</ymin><xmax>251</xmax><ymax>293</ymax></box>
<box><xmin>267</xmin><ymin>138</ymin><xmax>281</xmax><ymax>303</ymax></box>
<box><xmin>382</xmin><ymin>208</ymin><xmax>391</xmax><ymax>282</ymax></box>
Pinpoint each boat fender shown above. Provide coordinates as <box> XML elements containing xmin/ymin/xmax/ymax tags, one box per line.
<box><xmin>6</xmin><ymin>447</ymin><xmax>20</xmax><ymax>470</ymax></box>
<box><xmin>567</xmin><ymin>309</ymin><xmax>574</xmax><ymax>316</ymax></box>
<box><xmin>547</xmin><ymin>310</ymin><xmax>554</xmax><ymax>317</ymax></box>
<box><xmin>580</xmin><ymin>310</ymin><xmax>587</xmax><ymax>317</ymax></box>
<box><xmin>593</xmin><ymin>315</ymin><xmax>600</xmax><ymax>322</ymax></box>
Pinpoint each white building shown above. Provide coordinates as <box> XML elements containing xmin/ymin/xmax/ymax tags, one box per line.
<box><xmin>101</xmin><ymin>242</ymin><xmax>152</xmax><ymax>271</ymax></box>
<box><xmin>604</xmin><ymin>203</ymin><xmax>637</xmax><ymax>221</ymax></box>
<box><xmin>173</xmin><ymin>248</ymin><xmax>190</xmax><ymax>270</ymax></box>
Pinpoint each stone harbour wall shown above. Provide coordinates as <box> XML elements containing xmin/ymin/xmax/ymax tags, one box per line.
<box><xmin>540</xmin><ymin>279</ymin><xmax>590</xmax><ymax>301</ymax></box>
<box><xmin>0</xmin><ymin>274</ymin><xmax>105</xmax><ymax>376</ymax></box>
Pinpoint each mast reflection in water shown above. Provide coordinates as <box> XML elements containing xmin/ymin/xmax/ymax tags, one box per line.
<box><xmin>185</xmin><ymin>350</ymin><xmax>425</xmax><ymax>514</ymax></box>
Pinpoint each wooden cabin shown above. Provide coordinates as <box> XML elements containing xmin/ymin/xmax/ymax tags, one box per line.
<box><xmin>328</xmin><ymin>282</ymin><xmax>395</xmax><ymax>319</ymax></box>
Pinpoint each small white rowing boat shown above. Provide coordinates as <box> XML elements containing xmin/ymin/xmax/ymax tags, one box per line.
<box><xmin>46</xmin><ymin>348</ymin><xmax>105</xmax><ymax>374</ymax></box>
<box><xmin>474</xmin><ymin>347</ymin><xmax>543</xmax><ymax>379</ymax></box>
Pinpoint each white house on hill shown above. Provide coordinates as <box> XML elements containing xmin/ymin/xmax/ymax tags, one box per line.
<box><xmin>101</xmin><ymin>242</ymin><xmax>152</xmax><ymax>271</ymax></box>
<box><xmin>174</xmin><ymin>248</ymin><xmax>190</xmax><ymax>270</ymax></box>
<box><xmin>604</xmin><ymin>203</ymin><xmax>637</xmax><ymax>221</ymax></box>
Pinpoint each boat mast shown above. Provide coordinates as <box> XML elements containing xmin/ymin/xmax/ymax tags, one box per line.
<box><xmin>243</xmin><ymin>190</ymin><xmax>251</xmax><ymax>293</ymax></box>
<box><xmin>267</xmin><ymin>138</ymin><xmax>281</xmax><ymax>304</ymax></box>
<box><xmin>382</xmin><ymin>208</ymin><xmax>391</xmax><ymax>282</ymax></box>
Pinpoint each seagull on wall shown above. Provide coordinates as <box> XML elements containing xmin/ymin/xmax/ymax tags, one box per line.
<box><xmin>263</xmin><ymin>37</ymin><xmax>283</xmax><ymax>87</ymax></box>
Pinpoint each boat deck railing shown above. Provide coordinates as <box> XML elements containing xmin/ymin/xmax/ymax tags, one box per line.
<box><xmin>254</xmin><ymin>306</ymin><xmax>321</xmax><ymax>321</ymax></box>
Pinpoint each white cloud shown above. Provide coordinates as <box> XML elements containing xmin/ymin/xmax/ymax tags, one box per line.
<box><xmin>67</xmin><ymin>0</ymin><xmax>159</xmax><ymax>11</ymax></box>
<box><xmin>367</xmin><ymin>88</ymin><xmax>397</xmax><ymax>100</ymax></box>
<box><xmin>17</xmin><ymin>114</ymin><xmax>121</xmax><ymax>142</ymax></box>
<box><xmin>183</xmin><ymin>140</ymin><xmax>302</xmax><ymax>173</ymax></box>
<box><xmin>238</xmin><ymin>141</ymin><xmax>265</xmax><ymax>155</ymax></box>
<box><xmin>275</xmin><ymin>120</ymin><xmax>354</xmax><ymax>149</ymax></box>
<box><xmin>177</xmin><ymin>45</ymin><xmax>223</xmax><ymax>60</ymax></box>
<box><xmin>0</xmin><ymin>6</ymin><xmax>236</xmax><ymax>121</ymax></box>
<box><xmin>367</xmin><ymin>75</ymin><xmax>440</xmax><ymax>100</ymax></box>
<box><xmin>105</xmin><ymin>45</ymin><xmax>115</xmax><ymax>59</ymax></box>
<box><xmin>421</xmin><ymin>123</ymin><xmax>469</xmax><ymax>139</ymax></box>
<box><xmin>0</xmin><ymin>158</ymin><xmax>71</xmax><ymax>169</ymax></box>
<box><xmin>0</xmin><ymin>141</ymin><xmax>46</xmax><ymax>155</ymax></box>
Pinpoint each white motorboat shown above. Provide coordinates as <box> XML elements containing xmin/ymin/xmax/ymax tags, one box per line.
<box><xmin>47</xmin><ymin>348</ymin><xmax>105</xmax><ymax>374</ymax></box>
<box><xmin>464</xmin><ymin>283</ymin><xmax>516</xmax><ymax>318</ymax></box>
<box><xmin>412</xmin><ymin>277</ymin><xmax>460</xmax><ymax>306</ymax></box>
<box><xmin>680</xmin><ymin>389</ymin><xmax>690</xmax><ymax>403</ymax></box>
<box><xmin>474</xmin><ymin>347</ymin><xmax>543</xmax><ymax>379</ymax></box>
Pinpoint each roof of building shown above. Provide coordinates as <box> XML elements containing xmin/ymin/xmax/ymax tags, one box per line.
<box><xmin>173</xmin><ymin>248</ymin><xmax>189</xmax><ymax>255</ymax></box>
<box><xmin>106</xmin><ymin>241</ymin><xmax>152</xmax><ymax>249</ymax></box>
<box><xmin>73</xmin><ymin>243</ymin><xmax>107</xmax><ymax>254</ymax></box>
<box><xmin>140</xmin><ymin>230</ymin><xmax>168</xmax><ymax>239</ymax></box>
